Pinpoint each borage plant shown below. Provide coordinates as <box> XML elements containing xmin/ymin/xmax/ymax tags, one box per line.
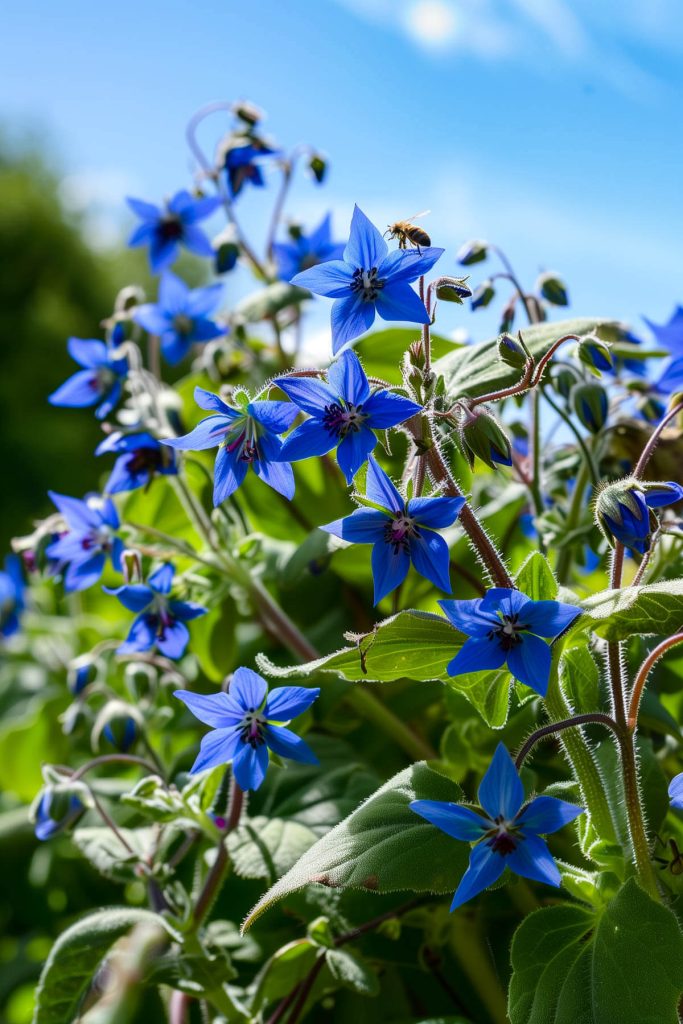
<box><xmin>6</xmin><ymin>97</ymin><xmax>683</xmax><ymax>1024</ymax></box>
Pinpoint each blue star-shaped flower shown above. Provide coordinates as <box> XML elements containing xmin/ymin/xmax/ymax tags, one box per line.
<box><xmin>291</xmin><ymin>205</ymin><xmax>444</xmax><ymax>352</ymax></box>
<box><xmin>439</xmin><ymin>588</ymin><xmax>582</xmax><ymax>696</ymax></box>
<box><xmin>224</xmin><ymin>140</ymin><xmax>280</xmax><ymax>197</ymax></box>
<box><xmin>276</xmin><ymin>350</ymin><xmax>421</xmax><ymax>484</ymax></box>
<box><xmin>600</xmin><ymin>482</ymin><xmax>683</xmax><ymax>554</ymax></box>
<box><xmin>175</xmin><ymin>667</ymin><xmax>320</xmax><ymax>791</ymax></box>
<box><xmin>273</xmin><ymin>213</ymin><xmax>344</xmax><ymax>282</ymax></box>
<box><xmin>46</xmin><ymin>493</ymin><xmax>124</xmax><ymax>592</ymax></box>
<box><xmin>126</xmin><ymin>190</ymin><xmax>221</xmax><ymax>273</ymax></box>
<box><xmin>132</xmin><ymin>271</ymin><xmax>226</xmax><ymax>365</ymax></box>
<box><xmin>655</xmin><ymin>357</ymin><xmax>683</xmax><ymax>395</ymax></box>
<box><xmin>321</xmin><ymin>457</ymin><xmax>464</xmax><ymax>603</ymax></box>
<box><xmin>107</xmin><ymin>563</ymin><xmax>206</xmax><ymax>660</ymax></box>
<box><xmin>49</xmin><ymin>338</ymin><xmax>128</xmax><ymax>420</ymax></box>
<box><xmin>162</xmin><ymin>387</ymin><xmax>298</xmax><ymax>505</ymax></box>
<box><xmin>643</xmin><ymin>306</ymin><xmax>683</xmax><ymax>356</ymax></box>
<box><xmin>95</xmin><ymin>431</ymin><xmax>177</xmax><ymax>494</ymax></box>
<box><xmin>411</xmin><ymin>744</ymin><xmax>583</xmax><ymax>909</ymax></box>
<box><xmin>0</xmin><ymin>555</ymin><xmax>25</xmax><ymax>638</ymax></box>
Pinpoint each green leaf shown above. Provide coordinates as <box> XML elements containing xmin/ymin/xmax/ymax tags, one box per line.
<box><xmin>580</xmin><ymin>580</ymin><xmax>683</xmax><ymax>640</ymax></box>
<box><xmin>355</xmin><ymin>328</ymin><xmax>459</xmax><ymax>385</ymax></box>
<box><xmin>559</xmin><ymin>642</ymin><xmax>600</xmax><ymax>713</ymax></box>
<box><xmin>243</xmin><ymin>763</ymin><xmax>467</xmax><ymax>931</ymax></box>
<box><xmin>32</xmin><ymin>907</ymin><xmax>172</xmax><ymax>1024</ymax></box>
<box><xmin>326</xmin><ymin>948</ymin><xmax>380</xmax><ymax>996</ymax></box>
<box><xmin>257</xmin><ymin>610</ymin><xmax>457</xmax><ymax>684</ymax></box>
<box><xmin>256</xmin><ymin>610</ymin><xmax>510</xmax><ymax>726</ymax></box>
<box><xmin>71</xmin><ymin>826</ymin><xmax>157</xmax><ymax>882</ymax></box>
<box><xmin>508</xmin><ymin>879</ymin><xmax>683</xmax><ymax>1024</ymax></box>
<box><xmin>434</xmin><ymin>317</ymin><xmax>614</xmax><ymax>400</ymax></box>
<box><xmin>191</xmin><ymin>597</ymin><xmax>237</xmax><ymax>683</ymax></box>
<box><xmin>515</xmin><ymin>552</ymin><xmax>558</xmax><ymax>600</ymax></box>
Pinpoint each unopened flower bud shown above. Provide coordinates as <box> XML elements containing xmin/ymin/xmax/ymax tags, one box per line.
<box><xmin>499</xmin><ymin>297</ymin><xmax>516</xmax><ymax>334</ymax></box>
<box><xmin>122</xmin><ymin>549</ymin><xmax>143</xmax><ymax>584</ymax></box>
<box><xmin>572</xmin><ymin>382</ymin><xmax>607</xmax><ymax>434</ymax></box>
<box><xmin>537</xmin><ymin>272</ymin><xmax>569</xmax><ymax>307</ymax></box>
<box><xmin>32</xmin><ymin>783</ymin><xmax>86</xmax><ymax>841</ymax></box>
<box><xmin>498</xmin><ymin>334</ymin><xmax>527</xmax><ymax>370</ymax></box>
<box><xmin>434</xmin><ymin>276</ymin><xmax>472</xmax><ymax>304</ymax></box>
<box><xmin>459</xmin><ymin>407</ymin><xmax>512</xmax><ymax>470</ymax></box>
<box><xmin>93</xmin><ymin>701</ymin><xmax>141</xmax><ymax>753</ymax></box>
<box><xmin>595</xmin><ymin>479</ymin><xmax>683</xmax><ymax>552</ymax></box>
<box><xmin>232</xmin><ymin>100</ymin><xmax>264</xmax><ymax>126</ymax></box>
<box><xmin>471</xmin><ymin>281</ymin><xmax>495</xmax><ymax>311</ymax></box>
<box><xmin>637</xmin><ymin>394</ymin><xmax>667</xmax><ymax>423</ymax></box>
<box><xmin>308</xmin><ymin>153</ymin><xmax>327</xmax><ymax>184</ymax></box>
<box><xmin>407</xmin><ymin>340</ymin><xmax>426</xmax><ymax>370</ymax></box>
<box><xmin>578</xmin><ymin>336</ymin><xmax>613</xmax><ymax>374</ymax></box>
<box><xmin>457</xmin><ymin>240</ymin><xmax>488</xmax><ymax>266</ymax></box>
<box><xmin>68</xmin><ymin>654</ymin><xmax>98</xmax><ymax>695</ymax></box>
<box><xmin>551</xmin><ymin>368</ymin><xmax>576</xmax><ymax>401</ymax></box>
<box><xmin>124</xmin><ymin>661</ymin><xmax>157</xmax><ymax>701</ymax></box>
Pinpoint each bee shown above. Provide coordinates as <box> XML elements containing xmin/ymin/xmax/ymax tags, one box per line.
<box><xmin>385</xmin><ymin>211</ymin><xmax>431</xmax><ymax>251</ymax></box>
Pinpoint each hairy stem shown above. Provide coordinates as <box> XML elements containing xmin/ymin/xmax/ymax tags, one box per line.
<box><xmin>555</xmin><ymin>459</ymin><xmax>590</xmax><ymax>585</ymax></box>
<box><xmin>515</xmin><ymin>712</ymin><xmax>621</xmax><ymax>769</ymax></box>
<box><xmin>628</xmin><ymin>632</ymin><xmax>683</xmax><ymax>731</ymax></box>
<box><xmin>449</xmin><ymin>912</ymin><xmax>508</xmax><ymax>1024</ymax></box>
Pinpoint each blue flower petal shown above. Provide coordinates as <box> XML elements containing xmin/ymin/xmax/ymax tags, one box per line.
<box><xmin>407</xmin><ymin>496</ymin><xmax>465</xmax><ymax>529</ymax></box>
<box><xmin>520</xmin><ymin>599</ymin><xmax>582</xmax><ymax>638</ymax></box>
<box><xmin>230</xmin><ymin>667</ymin><xmax>267</xmax><ymax>712</ymax></box>
<box><xmin>264</xmin><ymin>685</ymin><xmax>320</xmax><ymax>722</ymax></box>
<box><xmin>331</xmin><ymin>295</ymin><xmax>376</xmax><ymax>354</ymax></box>
<box><xmin>321</xmin><ymin>508</ymin><xmax>388</xmax><ymax>543</ymax></box>
<box><xmin>362</xmin><ymin>390</ymin><xmax>422</xmax><ymax>429</ymax></box>
<box><xmin>191</xmin><ymin>726</ymin><xmax>242</xmax><ymax>774</ymax></box>
<box><xmin>371</xmin><ymin>541</ymin><xmax>410</xmax><ymax>604</ymax></box>
<box><xmin>291</xmin><ymin>259</ymin><xmax>354</xmax><ymax>297</ymax></box>
<box><xmin>506</xmin><ymin>834</ymin><xmax>561</xmax><ymax>888</ymax></box>
<box><xmin>446</xmin><ymin>636</ymin><xmax>507</xmax><ymax>677</ymax></box>
<box><xmin>480</xmin><ymin>588</ymin><xmax>533</xmax><ymax>620</ymax></box>
<box><xmin>160</xmin><ymin>330</ymin><xmax>191</xmax><ymax>365</ymax></box>
<box><xmin>186</xmin><ymin>282</ymin><xmax>224</xmax><ymax>318</ymax></box>
<box><xmin>149</xmin><ymin>563</ymin><xmax>174</xmax><ymax>594</ymax></box>
<box><xmin>374</xmin><ymin>282</ymin><xmax>430</xmax><ymax>325</ymax></box>
<box><xmin>248</xmin><ymin>399</ymin><xmax>299</xmax><ymax>434</ymax></box>
<box><xmin>506</xmin><ymin>633</ymin><xmax>552</xmax><ymax>695</ymax></box>
<box><xmin>49</xmin><ymin>370</ymin><xmax>102</xmax><ymax>408</ymax></box>
<box><xmin>118</xmin><ymin>613</ymin><xmax>157</xmax><ymax>654</ymax></box>
<box><xmin>126</xmin><ymin>196</ymin><xmax>161</xmax><ymax>221</ymax></box>
<box><xmin>175</xmin><ymin>689</ymin><xmax>244</xmax><ymax>727</ymax></box>
<box><xmin>106</xmin><ymin>584</ymin><xmax>154</xmax><ymax>612</ymax></box>
<box><xmin>157</xmin><ymin>618</ymin><xmax>190</xmax><ymax>659</ymax></box>
<box><xmin>163</xmin><ymin>416</ymin><xmax>232</xmax><ymax>452</ymax></box>
<box><xmin>133</xmin><ymin>303</ymin><xmax>172</xmax><ymax>336</ymax></box>
<box><xmin>365</xmin><ymin>457</ymin><xmax>403</xmax><ymax>513</ymax></box>
<box><xmin>478</xmin><ymin>744</ymin><xmax>524</xmax><ymax>821</ymax></box>
<box><xmin>64</xmin><ymin>553</ymin><xmax>106</xmax><ymax>592</ymax></box>
<box><xmin>232</xmin><ymin>741</ymin><xmax>269</xmax><ymax>791</ymax></box>
<box><xmin>280</xmin><ymin>419</ymin><xmax>337</xmax><ymax>462</ymax></box>
<box><xmin>410</xmin><ymin>530</ymin><xmax>452</xmax><ymax>593</ymax></box>
<box><xmin>48</xmin><ymin>491</ymin><xmax>100</xmax><ymax>531</ymax></box>
<box><xmin>276</xmin><ymin>375</ymin><xmax>338</xmax><ymax>416</ymax></box>
<box><xmin>169</xmin><ymin>600</ymin><xmax>207</xmax><ymax>622</ymax></box>
<box><xmin>336</xmin><ymin>425</ymin><xmax>377</xmax><ymax>483</ymax></box>
<box><xmin>253</xmin><ymin>453</ymin><xmax>296</xmax><ymax>500</ymax></box>
<box><xmin>450</xmin><ymin>843</ymin><xmax>506</xmax><ymax>910</ymax></box>
<box><xmin>517</xmin><ymin>795</ymin><xmax>584</xmax><ymax>834</ymax></box>
<box><xmin>265</xmin><ymin>724</ymin><xmax>319</xmax><ymax>765</ymax></box>
<box><xmin>377</xmin><ymin>246</ymin><xmax>444</xmax><ymax>284</ymax></box>
<box><xmin>343</xmin><ymin>205</ymin><xmax>387</xmax><ymax>270</ymax></box>
<box><xmin>194</xmin><ymin>387</ymin><xmax>238</xmax><ymax>416</ymax></box>
<box><xmin>669</xmin><ymin>771</ymin><xmax>683</xmax><ymax>809</ymax></box>
<box><xmin>327</xmin><ymin>350</ymin><xmax>371</xmax><ymax>406</ymax></box>
<box><xmin>213</xmin><ymin>445</ymin><xmax>249</xmax><ymax>505</ymax></box>
<box><xmin>410</xmin><ymin>800</ymin><xmax>489</xmax><ymax>841</ymax></box>
<box><xmin>67</xmin><ymin>337</ymin><xmax>109</xmax><ymax>368</ymax></box>
<box><xmin>644</xmin><ymin>482</ymin><xmax>683</xmax><ymax>508</ymax></box>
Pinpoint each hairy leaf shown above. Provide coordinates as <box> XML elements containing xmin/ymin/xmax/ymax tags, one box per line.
<box><xmin>580</xmin><ymin>580</ymin><xmax>683</xmax><ymax>640</ymax></box>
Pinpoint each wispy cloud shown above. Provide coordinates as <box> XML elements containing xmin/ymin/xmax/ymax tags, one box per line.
<box><xmin>333</xmin><ymin>0</ymin><xmax>677</xmax><ymax>95</ymax></box>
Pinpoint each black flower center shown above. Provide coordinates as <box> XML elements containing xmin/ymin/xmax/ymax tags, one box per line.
<box><xmin>489</xmin><ymin>613</ymin><xmax>530</xmax><ymax>652</ymax></box>
<box><xmin>350</xmin><ymin>267</ymin><xmax>384</xmax><ymax>302</ymax></box>
<box><xmin>157</xmin><ymin>216</ymin><xmax>184</xmax><ymax>242</ymax></box>
<box><xmin>172</xmin><ymin>314</ymin><xmax>194</xmax><ymax>336</ymax></box>
<box><xmin>322</xmin><ymin>402</ymin><xmax>368</xmax><ymax>438</ymax></box>
<box><xmin>485</xmin><ymin>815</ymin><xmax>520</xmax><ymax>857</ymax></box>
<box><xmin>383</xmin><ymin>514</ymin><xmax>419</xmax><ymax>554</ymax></box>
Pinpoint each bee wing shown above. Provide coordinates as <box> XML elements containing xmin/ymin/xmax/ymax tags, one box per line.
<box><xmin>406</xmin><ymin>209</ymin><xmax>431</xmax><ymax>222</ymax></box>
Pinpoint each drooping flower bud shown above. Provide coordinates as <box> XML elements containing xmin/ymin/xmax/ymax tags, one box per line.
<box><xmin>471</xmin><ymin>281</ymin><xmax>495</xmax><ymax>311</ymax></box>
<box><xmin>537</xmin><ymin>271</ymin><xmax>569</xmax><ymax>307</ymax></box>
<box><xmin>307</xmin><ymin>153</ymin><xmax>328</xmax><ymax>184</ymax></box>
<box><xmin>68</xmin><ymin>654</ymin><xmax>98</xmax><ymax>695</ymax></box>
<box><xmin>232</xmin><ymin>100</ymin><xmax>264</xmax><ymax>126</ymax></box>
<box><xmin>458</xmin><ymin>407</ymin><xmax>512</xmax><ymax>470</ymax></box>
<box><xmin>434</xmin><ymin>276</ymin><xmax>472</xmax><ymax>304</ymax></box>
<box><xmin>636</xmin><ymin>394</ymin><xmax>666</xmax><ymax>423</ymax></box>
<box><xmin>498</xmin><ymin>334</ymin><xmax>528</xmax><ymax>370</ymax></box>
<box><xmin>499</xmin><ymin>296</ymin><xmax>516</xmax><ymax>334</ymax></box>
<box><xmin>93</xmin><ymin>701</ymin><xmax>141</xmax><ymax>753</ymax></box>
<box><xmin>456</xmin><ymin>240</ymin><xmax>488</xmax><ymax>266</ymax></box>
<box><xmin>595</xmin><ymin>479</ymin><xmax>683</xmax><ymax>552</ymax></box>
<box><xmin>551</xmin><ymin>367</ymin><xmax>577</xmax><ymax>401</ymax></box>
<box><xmin>571</xmin><ymin>382</ymin><xmax>608</xmax><ymax>434</ymax></box>
<box><xmin>577</xmin><ymin>336</ymin><xmax>613</xmax><ymax>374</ymax></box>
<box><xmin>31</xmin><ymin>779</ymin><xmax>87</xmax><ymax>841</ymax></box>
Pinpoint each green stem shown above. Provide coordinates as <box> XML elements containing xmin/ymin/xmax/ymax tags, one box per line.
<box><xmin>544</xmin><ymin>646</ymin><xmax>617</xmax><ymax>843</ymax></box>
<box><xmin>449</xmin><ymin>912</ymin><xmax>508</xmax><ymax>1024</ymax></box>
<box><xmin>347</xmin><ymin>685</ymin><xmax>435</xmax><ymax>761</ymax></box>
<box><xmin>555</xmin><ymin>459</ymin><xmax>590</xmax><ymax>585</ymax></box>
<box><xmin>619</xmin><ymin>731</ymin><xmax>661</xmax><ymax>900</ymax></box>
<box><xmin>529</xmin><ymin>389</ymin><xmax>546</xmax><ymax>551</ymax></box>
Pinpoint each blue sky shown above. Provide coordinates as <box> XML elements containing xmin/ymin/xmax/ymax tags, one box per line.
<box><xmin>3</xmin><ymin>0</ymin><xmax>683</xmax><ymax>351</ymax></box>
